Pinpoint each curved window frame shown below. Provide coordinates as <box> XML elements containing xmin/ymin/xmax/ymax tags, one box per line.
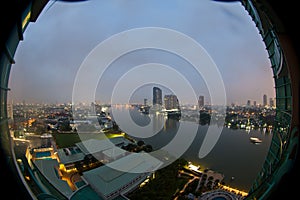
<box><xmin>0</xmin><ymin>1</ymin><xmax>299</xmax><ymax>199</ymax></box>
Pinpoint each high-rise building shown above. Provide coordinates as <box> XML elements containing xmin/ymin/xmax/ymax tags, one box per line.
<box><xmin>153</xmin><ymin>87</ymin><xmax>162</xmax><ymax>106</ymax></box>
<box><xmin>263</xmin><ymin>94</ymin><xmax>268</xmax><ymax>107</ymax></box>
<box><xmin>198</xmin><ymin>95</ymin><xmax>204</xmax><ymax>108</ymax></box>
<box><xmin>247</xmin><ymin>100</ymin><xmax>251</xmax><ymax>107</ymax></box>
<box><xmin>90</xmin><ymin>102</ymin><xmax>95</xmax><ymax>114</ymax></box>
<box><xmin>144</xmin><ymin>98</ymin><xmax>148</xmax><ymax>106</ymax></box>
<box><xmin>253</xmin><ymin>100</ymin><xmax>257</xmax><ymax>107</ymax></box>
<box><xmin>270</xmin><ymin>98</ymin><xmax>275</xmax><ymax>107</ymax></box>
<box><xmin>164</xmin><ymin>94</ymin><xmax>180</xmax><ymax>110</ymax></box>
<box><xmin>7</xmin><ymin>102</ymin><xmax>13</xmax><ymax>120</ymax></box>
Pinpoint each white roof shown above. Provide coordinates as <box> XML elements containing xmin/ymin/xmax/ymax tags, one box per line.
<box><xmin>82</xmin><ymin>153</ymin><xmax>162</xmax><ymax>198</ymax></box>
<box><xmin>76</xmin><ymin>139</ymin><xmax>115</xmax><ymax>155</ymax></box>
<box><xmin>102</xmin><ymin>147</ymin><xmax>126</xmax><ymax>159</ymax></box>
<box><xmin>33</xmin><ymin>159</ymin><xmax>73</xmax><ymax>197</ymax></box>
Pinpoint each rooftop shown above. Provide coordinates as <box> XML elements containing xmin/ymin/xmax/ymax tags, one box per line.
<box><xmin>33</xmin><ymin>159</ymin><xmax>73</xmax><ymax>198</ymax></box>
<box><xmin>82</xmin><ymin>153</ymin><xmax>162</xmax><ymax>199</ymax></box>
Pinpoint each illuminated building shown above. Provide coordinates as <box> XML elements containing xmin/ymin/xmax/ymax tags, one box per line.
<box><xmin>152</xmin><ymin>86</ymin><xmax>162</xmax><ymax>106</ymax></box>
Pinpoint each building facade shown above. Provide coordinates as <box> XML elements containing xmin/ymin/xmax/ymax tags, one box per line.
<box><xmin>198</xmin><ymin>95</ymin><xmax>204</xmax><ymax>109</ymax></box>
<box><xmin>263</xmin><ymin>94</ymin><xmax>268</xmax><ymax>107</ymax></box>
<box><xmin>152</xmin><ymin>87</ymin><xmax>162</xmax><ymax>106</ymax></box>
<box><xmin>164</xmin><ymin>94</ymin><xmax>180</xmax><ymax>110</ymax></box>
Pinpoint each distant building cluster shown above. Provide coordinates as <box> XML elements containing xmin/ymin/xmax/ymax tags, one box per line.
<box><xmin>164</xmin><ymin>94</ymin><xmax>180</xmax><ymax>110</ymax></box>
<box><xmin>246</xmin><ymin>94</ymin><xmax>275</xmax><ymax>108</ymax></box>
<box><xmin>152</xmin><ymin>86</ymin><xmax>181</xmax><ymax>111</ymax></box>
<box><xmin>150</xmin><ymin>86</ymin><xmax>181</xmax><ymax>118</ymax></box>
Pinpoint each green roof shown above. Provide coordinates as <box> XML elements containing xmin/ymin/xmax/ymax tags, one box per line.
<box><xmin>70</xmin><ymin>185</ymin><xmax>104</xmax><ymax>200</ymax></box>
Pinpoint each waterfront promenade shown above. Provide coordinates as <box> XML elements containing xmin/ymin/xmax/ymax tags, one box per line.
<box><xmin>174</xmin><ymin>162</ymin><xmax>247</xmax><ymax>200</ymax></box>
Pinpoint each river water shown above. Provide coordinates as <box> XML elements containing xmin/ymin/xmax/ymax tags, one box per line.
<box><xmin>110</xmin><ymin>106</ymin><xmax>272</xmax><ymax>192</ymax></box>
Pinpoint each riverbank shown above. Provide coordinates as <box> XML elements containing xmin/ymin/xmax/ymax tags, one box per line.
<box><xmin>126</xmin><ymin>159</ymin><xmax>247</xmax><ymax>200</ymax></box>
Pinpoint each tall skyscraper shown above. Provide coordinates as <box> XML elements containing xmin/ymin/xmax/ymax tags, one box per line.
<box><xmin>247</xmin><ymin>100</ymin><xmax>251</xmax><ymax>107</ymax></box>
<box><xmin>164</xmin><ymin>94</ymin><xmax>180</xmax><ymax>110</ymax></box>
<box><xmin>90</xmin><ymin>102</ymin><xmax>95</xmax><ymax>114</ymax></box>
<box><xmin>263</xmin><ymin>94</ymin><xmax>268</xmax><ymax>107</ymax></box>
<box><xmin>198</xmin><ymin>95</ymin><xmax>204</xmax><ymax>108</ymax></box>
<box><xmin>153</xmin><ymin>87</ymin><xmax>162</xmax><ymax>106</ymax></box>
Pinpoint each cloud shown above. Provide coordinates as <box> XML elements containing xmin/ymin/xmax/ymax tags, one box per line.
<box><xmin>9</xmin><ymin>0</ymin><xmax>275</xmax><ymax>105</ymax></box>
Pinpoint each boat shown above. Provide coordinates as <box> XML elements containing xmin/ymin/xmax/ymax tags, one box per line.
<box><xmin>40</xmin><ymin>133</ymin><xmax>52</xmax><ymax>138</ymax></box>
<box><xmin>250</xmin><ymin>137</ymin><xmax>262</xmax><ymax>144</ymax></box>
<box><xmin>164</xmin><ymin>109</ymin><xmax>181</xmax><ymax>119</ymax></box>
<box><xmin>138</xmin><ymin>105</ymin><xmax>150</xmax><ymax>114</ymax></box>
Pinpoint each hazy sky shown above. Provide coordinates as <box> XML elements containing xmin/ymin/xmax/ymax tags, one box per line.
<box><xmin>8</xmin><ymin>0</ymin><xmax>275</xmax><ymax>106</ymax></box>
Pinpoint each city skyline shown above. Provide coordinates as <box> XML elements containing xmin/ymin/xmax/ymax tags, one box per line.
<box><xmin>8</xmin><ymin>91</ymin><xmax>275</xmax><ymax>108</ymax></box>
<box><xmin>8</xmin><ymin>80</ymin><xmax>275</xmax><ymax>108</ymax></box>
<box><xmin>8</xmin><ymin>0</ymin><xmax>275</xmax><ymax>106</ymax></box>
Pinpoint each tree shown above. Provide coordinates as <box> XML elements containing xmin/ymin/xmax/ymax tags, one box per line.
<box><xmin>144</xmin><ymin>144</ymin><xmax>153</xmax><ymax>152</ymax></box>
<box><xmin>137</xmin><ymin>140</ymin><xmax>145</xmax><ymax>146</ymax></box>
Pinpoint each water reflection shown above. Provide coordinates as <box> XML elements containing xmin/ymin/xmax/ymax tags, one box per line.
<box><xmin>116</xmin><ymin>107</ymin><xmax>272</xmax><ymax>191</ymax></box>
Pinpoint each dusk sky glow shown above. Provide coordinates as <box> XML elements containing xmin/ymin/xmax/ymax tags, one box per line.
<box><xmin>8</xmin><ymin>0</ymin><xmax>275</xmax><ymax>106</ymax></box>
